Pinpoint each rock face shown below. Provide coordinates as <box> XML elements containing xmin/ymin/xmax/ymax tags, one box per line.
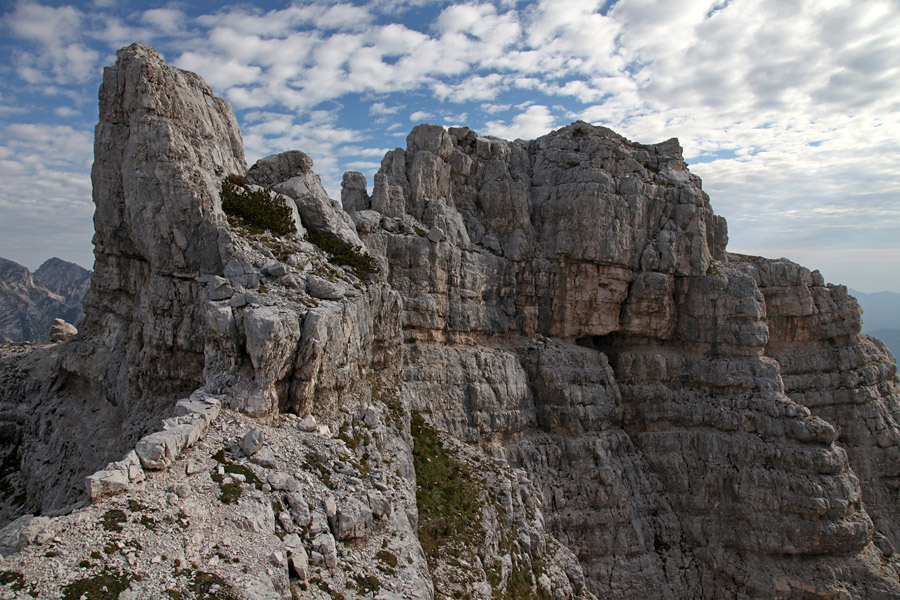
<box><xmin>2</xmin><ymin>44</ymin><xmax>900</xmax><ymax>600</ymax></box>
<box><xmin>0</xmin><ymin>257</ymin><xmax>90</xmax><ymax>343</ymax></box>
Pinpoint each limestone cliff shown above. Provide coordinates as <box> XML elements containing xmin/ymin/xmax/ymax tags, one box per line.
<box><xmin>1</xmin><ymin>43</ymin><xmax>899</xmax><ymax>600</ymax></box>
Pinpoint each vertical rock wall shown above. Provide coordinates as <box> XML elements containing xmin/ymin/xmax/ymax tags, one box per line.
<box><xmin>352</xmin><ymin>121</ymin><xmax>900</xmax><ymax>598</ymax></box>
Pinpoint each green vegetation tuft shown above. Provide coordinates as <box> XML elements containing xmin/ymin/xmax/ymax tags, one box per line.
<box><xmin>187</xmin><ymin>570</ymin><xmax>240</xmax><ymax>600</ymax></box>
<box><xmin>305</xmin><ymin>230</ymin><xmax>379</xmax><ymax>278</ymax></box>
<box><xmin>62</xmin><ymin>569</ymin><xmax>134</xmax><ymax>600</ymax></box>
<box><xmin>411</xmin><ymin>412</ymin><xmax>484</xmax><ymax>562</ymax></box>
<box><xmin>221</xmin><ymin>176</ymin><xmax>295</xmax><ymax>236</ymax></box>
<box><xmin>376</xmin><ymin>549</ymin><xmax>398</xmax><ymax>573</ymax></box>
<box><xmin>351</xmin><ymin>574</ymin><xmax>381</xmax><ymax>595</ymax></box>
<box><xmin>100</xmin><ymin>509</ymin><xmax>127</xmax><ymax>532</ymax></box>
<box><xmin>0</xmin><ymin>571</ymin><xmax>26</xmax><ymax>591</ymax></box>
<box><xmin>210</xmin><ymin>447</ymin><xmax>263</xmax><ymax>504</ymax></box>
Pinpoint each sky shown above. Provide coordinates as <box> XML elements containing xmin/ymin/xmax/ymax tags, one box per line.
<box><xmin>1</xmin><ymin>0</ymin><xmax>898</xmax><ymax>293</ymax></box>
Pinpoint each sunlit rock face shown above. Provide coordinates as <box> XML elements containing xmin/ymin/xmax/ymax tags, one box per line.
<box><xmin>2</xmin><ymin>43</ymin><xmax>900</xmax><ymax>600</ymax></box>
<box><xmin>355</xmin><ymin>121</ymin><xmax>900</xmax><ymax>597</ymax></box>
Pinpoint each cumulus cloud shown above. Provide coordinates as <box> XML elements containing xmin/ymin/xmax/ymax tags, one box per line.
<box><xmin>141</xmin><ymin>8</ymin><xmax>186</xmax><ymax>35</ymax></box>
<box><xmin>0</xmin><ymin>122</ymin><xmax>94</xmax><ymax>269</ymax></box>
<box><xmin>484</xmin><ymin>104</ymin><xmax>558</xmax><ymax>139</ymax></box>
<box><xmin>1</xmin><ymin>0</ymin><xmax>898</xmax><ymax>290</ymax></box>
<box><xmin>369</xmin><ymin>102</ymin><xmax>402</xmax><ymax>116</ymax></box>
<box><xmin>4</xmin><ymin>1</ymin><xmax>99</xmax><ymax>84</ymax></box>
<box><xmin>410</xmin><ymin>110</ymin><xmax>433</xmax><ymax>122</ymax></box>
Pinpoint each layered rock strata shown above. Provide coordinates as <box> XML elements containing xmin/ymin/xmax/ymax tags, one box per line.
<box><xmin>354</xmin><ymin>123</ymin><xmax>900</xmax><ymax>598</ymax></box>
<box><xmin>1</xmin><ymin>43</ymin><xmax>900</xmax><ymax>600</ymax></box>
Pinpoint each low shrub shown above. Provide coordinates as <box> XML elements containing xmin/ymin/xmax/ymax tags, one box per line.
<box><xmin>305</xmin><ymin>230</ymin><xmax>379</xmax><ymax>278</ymax></box>
<box><xmin>221</xmin><ymin>176</ymin><xmax>294</xmax><ymax>236</ymax></box>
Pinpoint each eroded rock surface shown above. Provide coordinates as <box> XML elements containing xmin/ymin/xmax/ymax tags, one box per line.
<box><xmin>2</xmin><ymin>44</ymin><xmax>900</xmax><ymax>600</ymax></box>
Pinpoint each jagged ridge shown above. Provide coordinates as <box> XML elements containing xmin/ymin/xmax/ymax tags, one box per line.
<box><xmin>1</xmin><ymin>43</ymin><xmax>899</xmax><ymax>600</ymax></box>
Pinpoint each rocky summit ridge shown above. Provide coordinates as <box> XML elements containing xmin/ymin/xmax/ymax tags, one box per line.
<box><xmin>1</xmin><ymin>42</ymin><xmax>900</xmax><ymax>599</ymax></box>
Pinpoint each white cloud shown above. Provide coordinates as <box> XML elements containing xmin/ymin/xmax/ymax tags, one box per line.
<box><xmin>4</xmin><ymin>2</ymin><xmax>99</xmax><ymax>84</ymax></box>
<box><xmin>369</xmin><ymin>102</ymin><xmax>402</xmax><ymax>116</ymax></box>
<box><xmin>176</xmin><ymin>52</ymin><xmax>263</xmax><ymax>89</ymax></box>
<box><xmin>141</xmin><ymin>8</ymin><xmax>187</xmax><ymax>35</ymax></box>
<box><xmin>338</xmin><ymin>146</ymin><xmax>392</xmax><ymax>157</ymax></box>
<box><xmin>1</xmin><ymin>0</ymin><xmax>898</xmax><ymax>291</ymax></box>
<box><xmin>433</xmin><ymin>73</ymin><xmax>505</xmax><ymax>102</ymax></box>
<box><xmin>345</xmin><ymin>160</ymin><xmax>382</xmax><ymax>170</ymax></box>
<box><xmin>481</xmin><ymin>103</ymin><xmax>511</xmax><ymax>114</ymax></box>
<box><xmin>0</xmin><ymin>121</ymin><xmax>94</xmax><ymax>269</ymax></box>
<box><xmin>5</xmin><ymin>1</ymin><xmax>82</xmax><ymax>46</ymax></box>
<box><xmin>484</xmin><ymin>104</ymin><xmax>558</xmax><ymax>140</ymax></box>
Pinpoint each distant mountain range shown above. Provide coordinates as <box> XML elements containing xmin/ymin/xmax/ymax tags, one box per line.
<box><xmin>0</xmin><ymin>257</ymin><xmax>92</xmax><ymax>343</ymax></box>
<box><xmin>850</xmin><ymin>289</ymin><xmax>900</xmax><ymax>359</ymax></box>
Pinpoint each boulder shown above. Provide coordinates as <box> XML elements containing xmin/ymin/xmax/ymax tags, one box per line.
<box><xmin>48</xmin><ymin>318</ymin><xmax>77</xmax><ymax>342</ymax></box>
<box><xmin>306</xmin><ymin>275</ymin><xmax>345</xmax><ymax>301</ymax></box>
<box><xmin>247</xmin><ymin>150</ymin><xmax>314</xmax><ymax>187</ymax></box>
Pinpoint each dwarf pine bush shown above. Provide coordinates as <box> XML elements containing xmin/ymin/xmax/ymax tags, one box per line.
<box><xmin>221</xmin><ymin>175</ymin><xmax>294</xmax><ymax>236</ymax></box>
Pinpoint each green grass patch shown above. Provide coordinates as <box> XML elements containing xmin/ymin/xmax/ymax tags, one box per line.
<box><xmin>305</xmin><ymin>452</ymin><xmax>334</xmax><ymax>489</ymax></box>
<box><xmin>411</xmin><ymin>412</ymin><xmax>484</xmax><ymax>562</ymax></box>
<box><xmin>376</xmin><ymin>549</ymin><xmax>398</xmax><ymax>567</ymax></box>
<box><xmin>351</xmin><ymin>574</ymin><xmax>380</xmax><ymax>595</ymax></box>
<box><xmin>100</xmin><ymin>509</ymin><xmax>127</xmax><ymax>532</ymax></box>
<box><xmin>187</xmin><ymin>570</ymin><xmax>240</xmax><ymax>600</ymax></box>
<box><xmin>0</xmin><ymin>571</ymin><xmax>26</xmax><ymax>591</ymax></box>
<box><xmin>210</xmin><ymin>448</ymin><xmax>263</xmax><ymax>504</ymax></box>
<box><xmin>62</xmin><ymin>569</ymin><xmax>134</xmax><ymax>600</ymax></box>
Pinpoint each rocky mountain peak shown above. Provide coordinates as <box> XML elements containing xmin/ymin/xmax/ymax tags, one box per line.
<box><xmin>2</xmin><ymin>44</ymin><xmax>900</xmax><ymax>600</ymax></box>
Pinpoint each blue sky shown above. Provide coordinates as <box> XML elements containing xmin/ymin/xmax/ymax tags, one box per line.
<box><xmin>1</xmin><ymin>0</ymin><xmax>899</xmax><ymax>292</ymax></box>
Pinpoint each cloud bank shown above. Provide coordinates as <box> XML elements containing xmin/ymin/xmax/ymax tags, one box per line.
<box><xmin>0</xmin><ymin>0</ymin><xmax>897</xmax><ymax>292</ymax></box>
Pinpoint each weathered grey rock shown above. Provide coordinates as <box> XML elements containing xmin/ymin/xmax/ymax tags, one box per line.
<box><xmin>48</xmin><ymin>319</ymin><xmax>77</xmax><ymax>342</ymax></box>
<box><xmin>341</xmin><ymin>171</ymin><xmax>370</xmax><ymax>212</ymax></box>
<box><xmin>0</xmin><ymin>515</ymin><xmax>51</xmax><ymax>556</ymax></box>
<box><xmin>241</xmin><ymin>428</ymin><xmax>265</xmax><ymax>456</ymax></box>
<box><xmin>86</xmin><ymin>450</ymin><xmax>145</xmax><ymax>500</ymax></box>
<box><xmin>297</xmin><ymin>415</ymin><xmax>317</xmax><ymax>432</ymax></box>
<box><xmin>249</xmin><ymin>446</ymin><xmax>277</xmax><ymax>468</ymax></box>
<box><xmin>266</xmin><ymin>472</ymin><xmax>301</xmax><ymax>493</ymax></box>
<box><xmin>311</xmin><ymin>532</ymin><xmax>338</xmax><ymax>569</ymax></box>
<box><xmin>306</xmin><ymin>275</ymin><xmax>345</xmax><ymax>300</ymax></box>
<box><xmin>134</xmin><ymin>400</ymin><xmax>218</xmax><ymax>472</ymax></box>
<box><xmin>329</xmin><ymin>498</ymin><xmax>373</xmax><ymax>540</ymax></box>
<box><xmin>426</xmin><ymin>226</ymin><xmax>444</xmax><ymax>243</ymax></box>
<box><xmin>204</xmin><ymin>275</ymin><xmax>233</xmax><ymax>301</ymax></box>
<box><xmin>263</xmin><ymin>262</ymin><xmax>287</xmax><ymax>277</ymax></box>
<box><xmin>286</xmin><ymin>491</ymin><xmax>311</xmax><ymax>527</ymax></box>
<box><xmin>246</xmin><ymin>150</ymin><xmax>313</xmax><ymax>188</ymax></box>
<box><xmin>232</xmin><ymin>495</ymin><xmax>276</xmax><ymax>534</ymax></box>
<box><xmin>272</xmin><ymin>170</ymin><xmax>363</xmax><ymax>249</ymax></box>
